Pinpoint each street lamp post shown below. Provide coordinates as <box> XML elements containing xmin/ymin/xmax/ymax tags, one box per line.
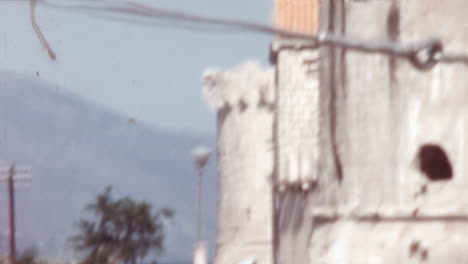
<box><xmin>192</xmin><ymin>146</ymin><xmax>212</xmax><ymax>264</ymax></box>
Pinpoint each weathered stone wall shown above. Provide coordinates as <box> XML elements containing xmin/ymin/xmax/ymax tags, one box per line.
<box><xmin>204</xmin><ymin>1</ymin><xmax>468</xmax><ymax>263</ymax></box>
<box><xmin>275</xmin><ymin>48</ymin><xmax>321</xmax><ymax>188</ymax></box>
<box><xmin>273</xmin><ymin>46</ymin><xmax>322</xmax><ymax>264</ymax></box>
<box><xmin>306</xmin><ymin>0</ymin><xmax>468</xmax><ymax>263</ymax></box>
<box><xmin>202</xmin><ymin>62</ymin><xmax>275</xmax><ymax>264</ymax></box>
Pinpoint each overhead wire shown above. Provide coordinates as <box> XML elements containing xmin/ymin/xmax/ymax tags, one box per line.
<box><xmin>31</xmin><ymin>0</ymin><xmax>56</xmax><ymax>60</ymax></box>
<box><xmin>73</xmin><ymin>11</ymin><xmax>248</xmax><ymax>33</ymax></box>
<box><xmin>39</xmin><ymin>0</ymin><xmax>307</xmax><ymax>37</ymax></box>
<box><xmin>5</xmin><ymin>0</ymin><xmax>468</xmax><ymax>69</ymax></box>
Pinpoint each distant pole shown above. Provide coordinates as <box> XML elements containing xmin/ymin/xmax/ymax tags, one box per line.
<box><xmin>192</xmin><ymin>146</ymin><xmax>212</xmax><ymax>242</ymax></box>
<box><xmin>8</xmin><ymin>166</ymin><xmax>15</xmax><ymax>264</ymax></box>
<box><xmin>196</xmin><ymin>165</ymin><xmax>203</xmax><ymax>242</ymax></box>
<box><xmin>192</xmin><ymin>146</ymin><xmax>211</xmax><ymax>264</ymax></box>
<box><xmin>0</xmin><ymin>165</ymin><xmax>32</xmax><ymax>264</ymax></box>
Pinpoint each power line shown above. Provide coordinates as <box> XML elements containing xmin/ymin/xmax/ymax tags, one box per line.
<box><xmin>5</xmin><ymin>0</ymin><xmax>468</xmax><ymax>70</ymax></box>
<box><xmin>72</xmin><ymin>9</ymin><xmax>249</xmax><ymax>33</ymax></box>
<box><xmin>39</xmin><ymin>0</ymin><xmax>300</xmax><ymax>36</ymax></box>
<box><xmin>31</xmin><ymin>0</ymin><xmax>56</xmax><ymax>61</ymax></box>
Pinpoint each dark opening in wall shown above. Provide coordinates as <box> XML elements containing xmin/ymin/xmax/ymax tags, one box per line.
<box><xmin>417</xmin><ymin>144</ymin><xmax>453</xmax><ymax>181</ymax></box>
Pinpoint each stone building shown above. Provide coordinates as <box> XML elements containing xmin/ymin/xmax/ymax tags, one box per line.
<box><xmin>202</xmin><ymin>0</ymin><xmax>468</xmax><ymax>263</ymax></box>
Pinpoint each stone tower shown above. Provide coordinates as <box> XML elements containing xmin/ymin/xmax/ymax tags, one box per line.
<box><xmin>203</xmin><ymin>0</ymin><xmax>468</xmax><ymax>263</ymax></box>
<box><xmin>202</xmin><ymin>62</ymin><xmax>275</xmax><ymax>264</ymax></box>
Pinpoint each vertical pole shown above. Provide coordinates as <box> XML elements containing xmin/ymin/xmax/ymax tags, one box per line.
<box><xmin>197</xmin><ymin>166</ymin><xmax>203</xmax><ymax>242</ymax></box>
<box><xmin>192</xmin><ymin>146</ymin><xmax>210</xmax><ymax>264</ymax></box>
<box><xmin>8</xmin><ymin>166</ymin><xmax>16</xmax><ymax>264</ymax></box>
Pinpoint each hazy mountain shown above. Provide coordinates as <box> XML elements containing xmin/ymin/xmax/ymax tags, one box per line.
<box><xmin>0</xmin><ymin>72</ymin><xmax>217</xmax><ymax>263</ymax></box>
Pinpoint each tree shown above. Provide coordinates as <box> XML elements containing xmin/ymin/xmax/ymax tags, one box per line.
<box><xmin>70</xmin><ymin>187</ymin><xmax>174</xmax><ymax>264</ymax></box>
<box><xmin>16</xmin><ymin>247</ymin><xmax>40</xmax><ymax>264</ymax></box>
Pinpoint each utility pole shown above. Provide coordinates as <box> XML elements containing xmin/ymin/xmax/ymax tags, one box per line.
<box><xmin>7</xmin><ymin>168</ymin><xmax>15</xmax><ymax>264</ymax></box>
<box><xmin>192</xmin><ymin>147</ymin><xmax>211</xmax><ymax>264</ymax></box>
<box><xmin>0</xmin><ymin>165</ymin><xmax>32</xmax><ymax>264</ymax></box>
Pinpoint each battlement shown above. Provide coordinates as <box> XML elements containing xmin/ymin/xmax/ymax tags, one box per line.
<box><xmin>202</xmin><ymin>61</ymin><xmax>275</xmax><ymax>111</ymax></box>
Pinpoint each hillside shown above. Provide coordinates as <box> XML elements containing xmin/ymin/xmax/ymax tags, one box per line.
<box><xmin>0</xmin><ymin>72</ymin><xmax>216</xmax><ymax>263</ymax></box>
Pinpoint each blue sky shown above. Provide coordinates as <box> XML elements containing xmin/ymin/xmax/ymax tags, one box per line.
<box><xmin>0</xmin><ymin>0</ymin><xmax>273</xmax><ymax>134</ymax></box>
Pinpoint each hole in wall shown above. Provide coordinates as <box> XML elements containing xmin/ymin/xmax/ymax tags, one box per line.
<box><xmin>417</xmin><ymin>144</ymin><xmax>453</xmax><ymax>181</ymax></box>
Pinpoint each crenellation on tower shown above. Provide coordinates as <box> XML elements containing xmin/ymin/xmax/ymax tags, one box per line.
<box><xmin>202</xmin><ymin>61</ymin><xmax>275</xmax><ymax>111</ymax></box>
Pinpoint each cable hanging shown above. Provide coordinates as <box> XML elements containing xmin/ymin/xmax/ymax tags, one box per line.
<box><xmin>31</xmin><ymin>0</ymin><xmax>56</xmax><ymax>61</ymax></box>
<box><xmin>15</xmin><ymin>0</ymin><xmax>468</xmax><ymax>70</ymax></box>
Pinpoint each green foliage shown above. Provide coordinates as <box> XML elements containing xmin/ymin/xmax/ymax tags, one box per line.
<box><xmin>70</xmin><ymin>186</ymin><xmax>174</xmax><ymax>264</ymax></box>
